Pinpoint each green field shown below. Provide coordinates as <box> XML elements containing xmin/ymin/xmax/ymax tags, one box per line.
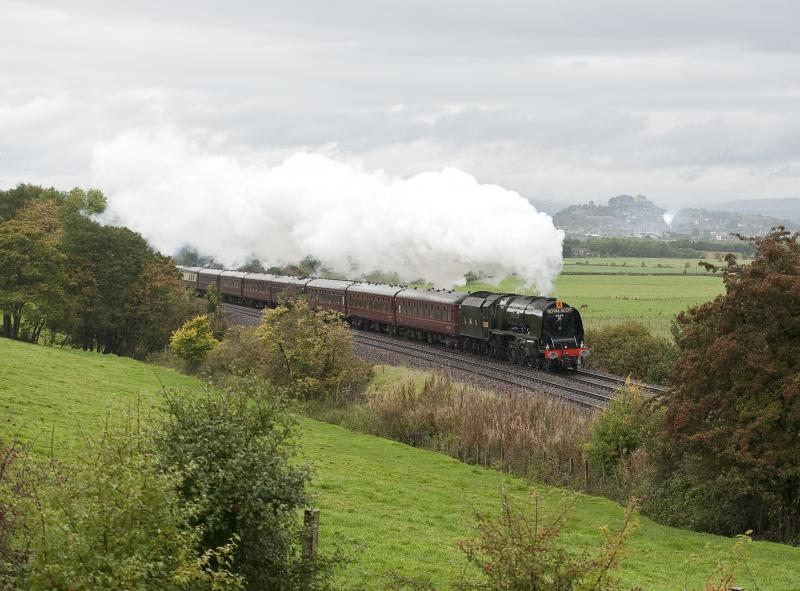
<box><xmin>0</xmin><ymin>340</ymin><xmax>200</xmax><ymax>453</ymax></box>
<box><xmin>556</xmin><ymin>273</ymin><xmax>724</xmax><ymax>335</ymax></box>
<box><xmin>463</xmin><ymin>259</ymin><xmax>727</xmax><ymax>336</ymax></box>
<box><xmin>1</xmin><ymin>338</ymin><xmax>799</xmax><ymax>589</ymax></box>
<box><xmin>562</xmin><ymin>257</ymin><xmax>743</xmax><ymax>275</ymax></box>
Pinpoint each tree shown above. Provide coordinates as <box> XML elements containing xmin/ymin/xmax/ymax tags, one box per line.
<box><xmin>173</xmin><ymin>244</ymin><xmax>215</xmax><ymax>268</ymax></box>
<box><xmin>0</xmin><ymin>201</ymin><xmax>68</xmax><ymax>340</ymax></box>
<box><xmin>659</xmin><ymin>227</ymin><xmax>800</xmax><ymax>541</ymax></box>
<box><xmin>236</xmin><ymin>257</ymin><xmax>266</xmax><ymax>273</ymax></box>
<box><xmin>60</xmin><ymin>187</ymin><xmax>106</xmax><ymax>217</ymax></box>
<box><xmin>0</xmin><ymin>183</ymin><xmax>192</xmax><ymax>356</ymax></box>
<box><xmin>267</xmin><ymin>255</ymin><xmax>321</xmax><ymax>277</ymax></box>
<box><xmin>170</xmin><ymin>315</ymin><xmax>218</xmax><ymax>369</ymax></box>
<box><xmin>0</xmin><ymin>184</ymin><xmax>61</xmax><ymax>224</ymax></box>
<box><xmin>121</xmin><ymin>256</ymin><xmax>197</xmax><ymax>358</ymax></box>
<box><xmin>255</xmin><ymin>298</ymin><xmax>371</xmax><ymax>400</ymax></box>
<box><xmin>61</xmin><ymin>217</ymin><xmax>164</xmax><ymax>354</ymax></box>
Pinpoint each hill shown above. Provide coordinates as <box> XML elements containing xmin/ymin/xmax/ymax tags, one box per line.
<box><xmin>1</xmin><ymin>337</ymin><xmax>799</xmax><ymax>589</ymax></box>
<box><xmin>711</xmin><ymin>197</ymin><xmax>800</xmax><ymax>224</ymax></box>
<box><xmin>553</xmin><ymin>194</ymin><xmax>794</xmax><ymax>239</ymax></box>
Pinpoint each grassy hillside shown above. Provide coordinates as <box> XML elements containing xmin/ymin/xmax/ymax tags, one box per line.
<box><xmin>1</xmin><ymin>338</ymin><xmax>799</xmax><ymax>590</ymax></box>
<box><xmin>0</xmin><ymin>339</ymin><xmax>199</xmax><ymax>453</ymax></box>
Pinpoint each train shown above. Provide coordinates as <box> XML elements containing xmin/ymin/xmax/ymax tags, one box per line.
<box><xmin>178</xmin><ymin>266</ymin><xmax>589</xmax><ymax>370</ymax></box>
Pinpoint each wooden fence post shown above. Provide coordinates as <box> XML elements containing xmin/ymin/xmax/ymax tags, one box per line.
<box><xmin>584</xmin><ymin>459</ymin><xmax>589</xmax><ymax>489</ymax></box>
<box><xmin>303</xmin><ymin>508</ymin><xmax>320</xmax><ymax>558</ymax></box>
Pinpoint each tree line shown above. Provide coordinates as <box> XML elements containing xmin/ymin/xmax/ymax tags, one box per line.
<box><xmin>0</xmin><ymin>183</ymin><xmax>196</xmax><ymax>357</ymax></box>
<box><xmin>564</xmin><ymin>236</ymin><xmax>756</xmax><ymax>258</ymax></box>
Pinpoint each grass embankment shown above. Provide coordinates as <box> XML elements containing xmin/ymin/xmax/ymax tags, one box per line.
<box><xmin>1</xmin><ymin>338</ymin><xmax>799</xmax><ymax>589</ymax></box>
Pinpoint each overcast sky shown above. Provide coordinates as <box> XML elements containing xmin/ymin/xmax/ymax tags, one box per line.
<box><xmin>2</xmin><ymin>0</ymin><xmax>799</xmax><ymax>209</ymax></box>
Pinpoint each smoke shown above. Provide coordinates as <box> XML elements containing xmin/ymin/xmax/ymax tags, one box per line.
<box><xmin>662</xmin><ymin>211</ymin><xmax>675</xmax><ymax>225</ymax></box>
<box><xmin>93</xmin><ymin>129</ymin><xmax>564</xmax><ymax>292</ymax></box>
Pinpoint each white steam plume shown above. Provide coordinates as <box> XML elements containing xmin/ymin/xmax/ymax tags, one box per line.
<box><xmin>93</xmin><ymin>130</ymin><xmax>564</xmax><ymax>292</ymax></box>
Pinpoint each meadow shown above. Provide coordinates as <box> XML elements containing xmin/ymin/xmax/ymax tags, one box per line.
<box><xmin>2</xmin><ymin>337</ymin><xmax>799</xmax><ymax>590</ymax></box>
<box><xmin>463</xmin><ymin>258</ymin><xmax>728</xmax><ymax>336</ymax></box>
<box><xmin>562</xmin><ymin>256</ymin><xmax>741</xmax><ymax>275</ymax></box>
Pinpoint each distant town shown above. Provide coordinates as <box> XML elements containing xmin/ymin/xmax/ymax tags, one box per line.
<box><xmin>551</xmin><ymin>195</ymin><xmax>799</xmax><ymax>240</ymax></box>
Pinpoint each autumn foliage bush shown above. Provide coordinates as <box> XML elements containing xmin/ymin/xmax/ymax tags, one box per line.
<box><xmin>254</xmin><ymin>298</ymin><xmax>372</xmax><ymax>401</ymax></box>
<box><xmin>170</xmin><ymin>314</ymin><xmax>218</xmax><ymax>369</ymax></box>
<box><xmin>656</xmin><ymin>228</ymin><xmax>800</xmax><ymax>542</ymax></box>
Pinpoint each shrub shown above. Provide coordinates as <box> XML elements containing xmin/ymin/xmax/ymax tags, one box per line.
<box><xmin>2</xmin><ymin>422</ymin><xmax>242</xmax><ymax>591</ymax></box>
<box><xmin>583</xmin><ymin>384</ymin><xmax>663</xmax><ymax>471</ymax></box>
<box><xmin>256</xmin><ymin>297</ymin><xmax>372</xmax><ymax>401</ymax></box>
<box><xmin>586</xmin><ymin>321</ymin><xmax>678</xmax><ymax>384</ymax></box>
<box><xmin>170</xmin><ymin>315</ymin><xmax>218</xmax><ymax>369</ymax></box>
<box><xmin>455</xmin><ymin>489</ymin><xmax>638</xmax><ymax>591</ymax></box>
<box><xmin>203</xmin><ymin>325</ymin><xmax>270</xmax><ymax>383</ymax></box>
<box><xmin>153</xmin><ymin>380</ymin><xmax>337</xmax><ymax>591</ymax></box>
<box><xmin>313</xmin><ymin>372</ymin><xmax>592</xmax><ymax>485</ymax></box>
<box><xmin>0</xmin><ymin>438</ymin><xmax>36</xmax><ymax>589</ymax></box>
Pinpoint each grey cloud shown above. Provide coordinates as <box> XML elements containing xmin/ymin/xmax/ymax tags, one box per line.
<box><xmin>1</xmin><ymin>0</ymin><xmax>799</xmax><ymax>208</ymax></box>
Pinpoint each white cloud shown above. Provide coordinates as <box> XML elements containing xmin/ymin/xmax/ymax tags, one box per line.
<box><xmin>94</xmin><ymin>129</ymin><xmax>564</xmax><ymax>291</ymax></box>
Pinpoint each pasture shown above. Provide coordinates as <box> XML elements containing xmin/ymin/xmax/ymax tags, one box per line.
<box><xmin>562</xmin><ymin>256</ymin><xmax>743</xmax><ymax>275</ymax></box>
<box><xmin>1</xmin><ymin>338</ymin><xmax>799</xmax><ymax>589</ymax></box>
<box><xmin>463</xmin><ymin>258</ymin><xmax>727</xmax><ymax>336</ymax></box>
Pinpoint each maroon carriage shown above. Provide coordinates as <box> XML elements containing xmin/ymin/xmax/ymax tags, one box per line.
<box><xmin>395</xmin><ymin>288</ymin><xmax>468</xmax><ymax>342</ymax></box>
<box><xmin>218</xmin><ymin>271</ymin><xmax>248</xmax><ymax>302</ymax></box>
<box><xmin>197</xmin><ymin>268</ymin><xmax>224</xmax><ymax>293</ymax></box>
<box><xmin>306</xmin><ymin>279</ymin><xmax>353</xmax><ymax>314</ymax></box>
<box><xmin>269</xmin><ymin>276</ymin><xmax>312</xmax><ymax>302</ymax></box>
<box><xmin>346</xmin><ymin>283</ymin><xmax>403</xmax><ymax>330</ymax></box>
<box><xmin>242</xmin><ymin>273</ymin><xmax>276</xmax><ymax>306</ymax></box>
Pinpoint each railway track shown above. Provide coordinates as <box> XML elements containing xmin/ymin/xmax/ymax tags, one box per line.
<box><xmin>351</xmin><ymin>331</ymin><xmax>612</xmax><ymax>408</ymax></box>
<box><xmin>219</xmin><ymin>302</ymin><xmax>666</xmax><ymax>408</ymax></box>
<box><xmin>575</xmin><ymin>368</ymin><xmax>668</xmax><ymax>396</ymax></box>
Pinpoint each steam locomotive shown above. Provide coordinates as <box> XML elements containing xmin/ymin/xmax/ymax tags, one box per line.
<box><xmin>179</xmin><ymin>266</ymin><xmax>589</xmax><ymax>370</ymax></box>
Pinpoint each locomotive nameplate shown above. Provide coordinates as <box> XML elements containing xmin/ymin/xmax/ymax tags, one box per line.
<box><xmin>546</xmin><ymin>307</ymin><xmax>573</xmax><ymax>314</ymax></box>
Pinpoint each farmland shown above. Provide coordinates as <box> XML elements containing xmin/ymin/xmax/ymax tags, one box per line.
<box><xmin>2</xmin><ymin>337</ymin><xmax>800</xmax><ymax>589</ymax></box>
<box><xmin>463</xmin><ymin>257</ymin><xmax>728</xmax><ymax>336</ymax></box>
<box><xmin>563</xmin><ymin>256</ymin><xmax>736</xmax><ymax>275</ymax></box>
